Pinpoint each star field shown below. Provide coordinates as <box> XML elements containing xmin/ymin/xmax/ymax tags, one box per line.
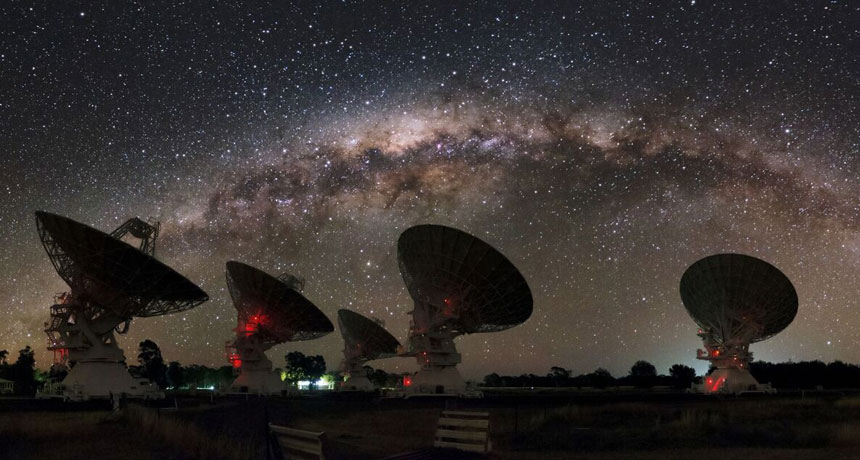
<box><xmin>1</xmin><ymin>1</ymin><xmax>859</xmax><ymax>379</ymax></box>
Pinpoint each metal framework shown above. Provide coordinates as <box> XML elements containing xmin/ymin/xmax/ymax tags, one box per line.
<box><xmin>110</xmin><ymin>217</ymin><xmax>160</xmax><ymax>255</ymax></box>
<box><xmin>338</xmin><ymin>309</ymin><xmax>400</xmax><ymax>391</ymax></box>
<box><xmin>397</xmin><ymin>225</ymin><xmax>533</xmax><ymax>395</ymax></box>
<box><xmin>36</xmin><ymin>212</ymin><xmax>208</xmax><ymax>318</ymax></box>
<box><xmin>225</xmin><ymin>261</ymin><xmax>333</xmax><ymax>395</ymax></box>
<box><xmin>680</xmin><ymin>253</ymin><xmax>798</xmax><ymax>394</ymax></box>
<box><xmin>35</xmin><ymin>211</ymin><xmax>208</xmax><ymax>401</ymax></box>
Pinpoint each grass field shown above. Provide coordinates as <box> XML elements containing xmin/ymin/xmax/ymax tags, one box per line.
<box><xmin>0</xmin><ymin>408</ymin><xmax>186</xmax><ymax>460</ymax></box>
<box><xmin>5</xmin><ymin>392</ymin><xmax>860</xmax><ymax>459</ymax></box>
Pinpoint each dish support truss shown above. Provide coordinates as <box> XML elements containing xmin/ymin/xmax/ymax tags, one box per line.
<box><xmin>42</xmin><ymin>292</ymin><xmax>161</xmax><ymax>400</ymax></box>
<box><xmin>694</xmin><ymin>327</ymin><xmax>772</xmax><ymax>394</ymax></box>
<box><xmin>400</xmin><ymin>301</ymin><xmax>466</xmax><ymax>395</ymax></box>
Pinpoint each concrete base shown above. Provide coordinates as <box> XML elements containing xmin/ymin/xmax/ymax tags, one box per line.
<box><xmin>340</xmin><ymin>374</ymin><xmax>375</xmax><ymax>391</ymax></box>
<box><xmin>406</xmin><ymin>366</ymin><xmax>466</xmax><ymax>395</ymax></box>
<box><xmin>60</xmin><ymin>361</ymin><xmax>163</xmax><ymax>401</ymax></box>
<box><xmin>231</xmin><ymin>369</ymin><xmax>284</xmax><ymax>395</ymax></box>
<box><xmin>696</xmin><ymin>367</ymin><xmax>773</xmax><ymax>394</ymax></box>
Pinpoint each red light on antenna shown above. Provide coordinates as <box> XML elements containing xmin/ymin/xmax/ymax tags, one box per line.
<box><xmin>708</xmin><ymin>376</ymin><xmax>726</xmax><ymax>392</ymax></box>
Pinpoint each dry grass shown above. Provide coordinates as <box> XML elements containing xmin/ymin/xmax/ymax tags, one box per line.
<box><xmin>503</xmin><ymin>396</ymin><xmax>860</xmax><ymax>454</ymax></box>
<box><xmin>0</xmin><ymin>410</ymin><xmax>182</xmax><ymax>460</ymax></box>
<box><xmin>125</xmin><ymin>405</ymin><xmax>258</xmax><ymax>460</ymax></box>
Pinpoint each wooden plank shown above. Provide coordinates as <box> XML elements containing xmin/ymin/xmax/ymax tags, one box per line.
<box><xmin>435</xmin><ymin>429</ymin><xmax>487</xmax><ymax>441</ymax></box>
<box><xmin>277</xmin><ymin>437</ymin><xmax>323</xmax><ymax>455</ymax></box>
<box><xmin>379</xmin><ymin>448</ymin><xmax>440</xmax><ymax>460</ymax></box>
<box><xmin>269</xmin><ymin>423</ymin><xmax>325</xmax><ymax>460</ymax></box>
<box><xmin>441</xmin><ymin>411</ymin><xmax>489</xmax><ymax>418</ymax></box>
<box><xmin>437</xmin><ymin>417</ymin><xmax>489</xmax><ymax>428</ymax></box>
<box><xmin>433</xmin><ymin>440</ymin><xmax>487</xmax><ymax>452</ymax></box>
<box><xmin>269</xmin><ymin>424</ymin><xmax>325</xmax><ymax>439</ymax></box>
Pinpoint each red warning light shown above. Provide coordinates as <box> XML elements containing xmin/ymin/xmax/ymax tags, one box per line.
<box><xmin>403</xmin><ymin>375</ymin><xmax>413</xmax><ymax>387</ymax></box>
<box><xmin>242</xmin><ymin>312</ymin><xmax>268</xmax><ymax>335</ymax></box>
<box><xmin>708</xmin><ymin>376</ymin><xmax>726</xmax><ymax>392</ymax></box>
<box><xmin>442</xmin><ymin>298</ymin><xmax>456</xmax><ymax>316</ymax></box>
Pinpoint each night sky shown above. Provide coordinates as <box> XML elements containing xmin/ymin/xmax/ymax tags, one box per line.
<box><xmin>1</xmin><ymin>2</ymin><xmax>859</xmax><ymax>379</ymax></box>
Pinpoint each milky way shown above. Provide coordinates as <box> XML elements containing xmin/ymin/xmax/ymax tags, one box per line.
<box><xmin>1</xmin><ymin>2</ymin><xmax>859</xmax><ymax>378</ymax></box>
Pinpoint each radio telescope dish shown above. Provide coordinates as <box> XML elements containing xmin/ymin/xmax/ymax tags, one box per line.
<box><xmin>680</xmin><ymin>253</ymin><xmax>798</xmax><ymax>394</ymax></box>
<box><xmin>397</xmin><ymin>224</ymin><xmax>533</xmax><ymax>395</ymax></box>
<box><xmin>36</xmin><ymin>211</ymin><xmax>208</xmax><ymax>401</ymax></box>
<box><xmin>225</xmin><ymin>261</ymin><xmax>333</xmax><ymax>395</ymax></box>
<box><xmin>337</xmin><ymin>309</ymin><xmax>401</xmax><ymax>391</ymax></box>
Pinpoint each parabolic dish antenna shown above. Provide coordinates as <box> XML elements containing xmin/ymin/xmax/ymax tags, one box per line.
<box><xmin>225</xmin><ymin>261</ymin><xmax>333</xmax><ymax>395</ymax></box>
<box><xmin>680</xmin><ymin>253</ymin><xmax>798</xmax><ymax>394</ymax></box>
<box><xmin>37</xmin><ymin>211</ymin><xmax>207</xmax><ymax>317</ymax></box>
<box><xmin>36</xmin><ymin>211</ymin><xmax>208</xmax><ymax>401</ymax></box>
<box><xmin>337</xmin><ymin>309</ymin><xmax>401</xmax><ymax>391</ymax></box>
<box><xmin>397</xmin><ymin>224</ymin><xmax>533</xmax><ymax>395</ymax></box>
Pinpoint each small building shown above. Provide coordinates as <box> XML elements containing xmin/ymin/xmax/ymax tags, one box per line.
<box><xmin>0</xmin><ymin>378</ymin><xmax>14</xmax><ymax>394</ymax></box>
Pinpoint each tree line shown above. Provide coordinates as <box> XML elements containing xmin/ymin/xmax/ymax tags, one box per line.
<box><xmin>9</xmin><ymin>340</ymin><xmax>860</xmax><ymax>395</ymax></box>
<box><xmin>134</xmin><ymin>340</ymin><xmax>332</xmax><ymax>390</ymax></box>
<box><xmin>0</xmin><ymin>346</ymin><xmax>42</xmax><ymax>396</ymax></box>
<box><xmin>482</xmin><ymin>360</ymin><xmax>860</xmax><ymax>390</ymax></box>
<box><xmin>482</xmin><ymin>361</ymin><xmax>697</xmax><ymax>389</ymax></box>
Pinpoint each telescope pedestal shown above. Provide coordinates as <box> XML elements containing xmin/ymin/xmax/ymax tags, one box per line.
<box><xmin>62</xmin><ymin>361</ymin><xmax>148</xmax><ymax>400</ymax></box>
<box><xmin>410</xmin><ymin>366</ymin><xmax>466</xmax><ymax>395</ymax></box>
<box><xmin>404</xmin><ymin>330</ymin><xmax>466</xmax><ymax>395</ymax></box>
<box><xmin>698</xmin><ymin>367</ymin><xmax>769</xmax><ymax>394</ymax></box>
<box><xmin>230</xmin><ymin>368</ymin><xmax>284</xmax><ymax>395</ymax></box>
<box><xmin>228</xmin><ymin>336</ymin><xmax>284</xmax><ymax>395</ymax></box>
<box><xmin>340</xmin><ymin>360</ymin><xmax>376</xmax><ymax>391</ymax></box>
<box><xmin>48</xmin><ymin>308</ymin><xmax>162</xmax><ymax>401</ymax></box>
<box><xmin>694</xmin><ymin>339</ymin><xmax>772</xmax><ymax>394</ymax></box>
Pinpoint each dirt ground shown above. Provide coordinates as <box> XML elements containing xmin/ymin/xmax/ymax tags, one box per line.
<box><xmin>7</xmin><ymin>392</ymin><xmax>860</xmax><ymax>459</ymax></box>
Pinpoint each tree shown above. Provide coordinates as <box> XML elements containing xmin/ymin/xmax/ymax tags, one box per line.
<box><xmin>0</xmin><ymin>349</ymin><xmax>9</xmax><ymax>382</ymax></box>
<box><xmin>285</xmin><ymin>351</ymin><xmax>309</xmax><ymax>383</ymax></box>
<box><xmin>368</xmin><ymin>368</ymin><xmax>389</xmax><ymax>387</ymax></box>
<box><xmin>284</xmin><ymin>352</ymin><xmax>326</xmax><ymax>388</ymax></box>
<box><xmin>629</xmin><ymin>360</ymin><xmax>657</xmax><ymax>388</ymax></box>
<box><xmin>138</xmin><ymin>340</ymin><xmax>167</xmax><ymax>389</ymax></box>
<box><xmin>11</xmin><ymin>346</ymin><xmax>37</xmax><ymax>396</ymax></box>
<box><xmin>48</xmin><ymin>364</ymin><xmax>69</xmax><ymax>382</ymax></box>
<box><xmin>669</xmin><ymin>364</ymin><xmax>697</xmax><ymax>389</ymax></box>
<box><xmin>550</xmin><ymin>367</ymin><xmax>571</xmax><ymax>378</ymax></box>
<box><xmin>549</xmin><ymin>367</ymin><xmax>572</xmax><ymax>386</ymax></box>
<box><xmin>589</xmin><ymin>368</ymin><xmax>615</xmax><ymax>389</ymax></box>
<box><xmin>483</xmin><ymin>373</ymin><xmax>502</xmax><ymax>387</ymax></box>
<box><xmin>305</xmin><ymin>355</ymin><xmax>327</xmax><ymax>389</ymax></box>
<box><xmin>167</xmin><ymin>361</ymin><xmax>185</xmax><ymax>389</ymax></box>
